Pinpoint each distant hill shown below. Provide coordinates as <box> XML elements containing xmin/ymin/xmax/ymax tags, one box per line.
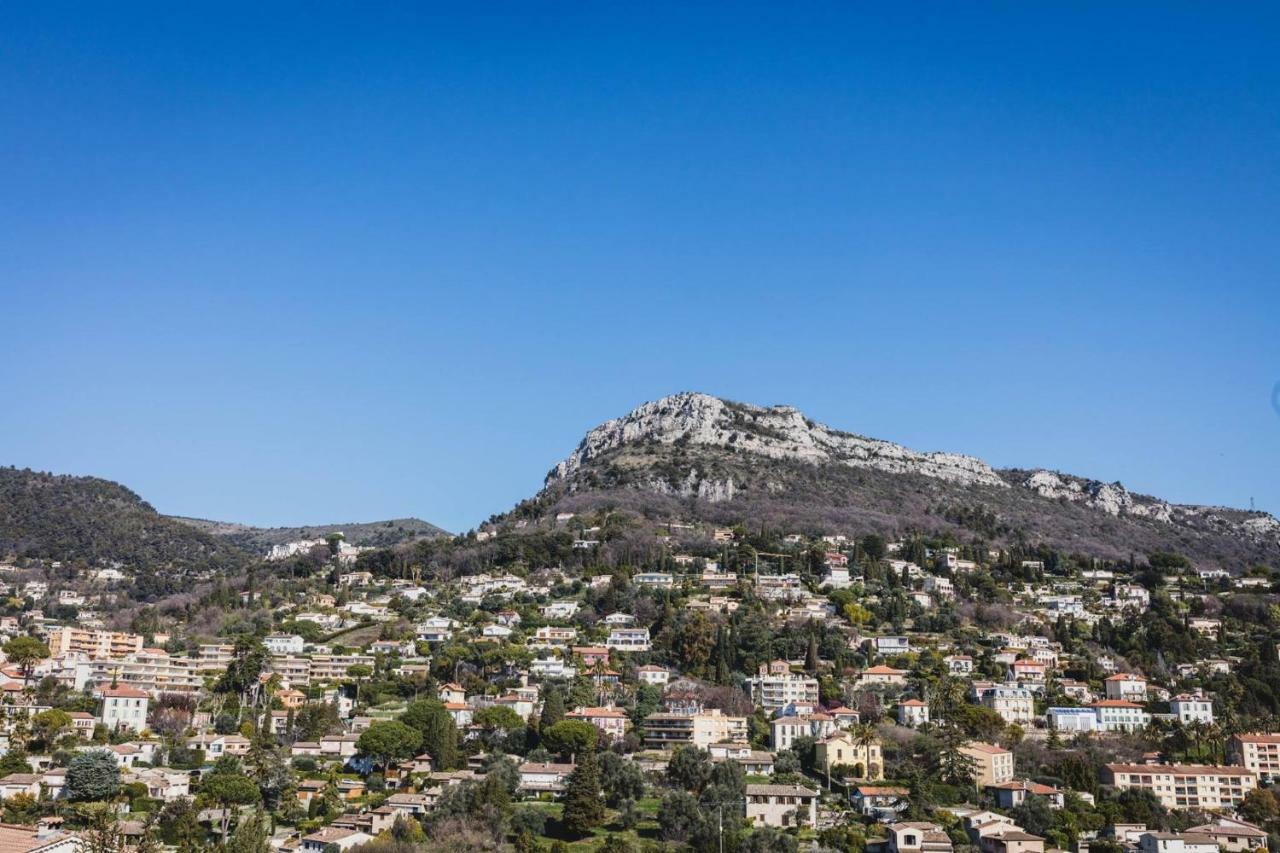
<box><xmin>0</xmin><ymin>466</ymin><xmax>449</xmax><ymax>570</ymax></box>
<box><xmin>0</xmin><ymin>467</ymin><xmax>250</xmax><ymax>572</ymax></box>
<box><xmin>535</xmin><ymin>392</ymin><xmax>1280</xmax><ymax>569</ymax></box>
<box><xmin>171</xmin><ymin>516</ymin><xmax>450</xmax><ymax>555</ymax></box>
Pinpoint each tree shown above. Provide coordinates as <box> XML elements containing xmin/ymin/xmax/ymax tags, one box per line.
<box><xmin>658</xmin><ymin>790</ymin><xmax>707</xmax><ymax>844</ymax></box>
<box><xmin>540</xmin><ymin>687</ymin><xmax>566</xmax><ymax>730</ymax></box>
<box><xmin>403</xmin><ymin>699</ymin><xmax>459</xmax><ymax>770</ymax></box>
<box><xmin>29</xmin><ymin>709</ymin><xmax>71</xmax><ymax>751</ymax></box>
<box><xmin>1239</xmin><ymin>788</ymin><xmax>1280</xmax><ymax>825</ymax></box>
<box><xmin>599</xmin><ymin>752</ymin><xmax>646</xmax><ymax>806</ymax></box>
<box><xmin>67</xmin><ymin>750</ymin><xmax>121</xmax><ymax>802</ymax></box>
<box><xmin>473</xmin><ymin>705</ymin><xmax>523</xmax><ymax>734</ymax></box>
<box><xmin>199</xmin><ymin>772</ymin><xmax>262</xmax><ymax>842</ymax></box>
<box><xmin>226</xmin><ymin>810</ymin><xmax>272</xmax><ymax>853</ymax></box>
<box><xmin>357</xmin><ymin>720</ymin><xmax>423</xmax><ymax>769</ymax></box>
<box><xmin>561</xmin><ymin>750</ymin><xmax>605</xmax><ymax>837</ymax></box>
<box><xmin>666</xmin><ymin>746</ymin><xmax>712</xmax><ymax>792</ymax></box>
<box><xmin>2</xmin><ymin>636</ymin><xmax>49</xmax><ymax>685</ymax></box>
<box><xmin>542</xmin><ymin>720</ymin><xmax>598</xmax><ymax>762</ymax></box>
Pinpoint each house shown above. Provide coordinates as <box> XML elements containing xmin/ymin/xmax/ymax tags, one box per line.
<box><xmin>565</xmin><ymin>707</ymin><xmax>628</xmax><ymax>744</ymax></box>
<box><xmin>301</xmin><ymin>828</ymin><xmax>373</xmax><ymax>853</ymax></box>
<box><xmin>517</xmin><ymin>762</ymin><xmax>574</xmax><ymax>793</ymax></box>
<box><xmin>0</xmin><ymin>774</ymin><xmax>41</xmax><ymax>800</ymax></box>
<box><xmin>1170</xmin><ymin>694</ymin><xmax>1214</xmax><ymax>725</ymax></box>
<box><xmin>979</xmin><ymin>686</ymin><xmax>1035</xmax><ymax>724</ymax></box>
<box><xmin>744</xmin><ymin>783</ymin><xmax>818</xmax><ymax>828</ymax></box>
<box><xmin>1092</xmin><ymin>700</ymin><xmax>1150</xmax><ymax>733</ymax></box>
<box><xmin>814</xmin><ymin>731</ymin><xmax>883</xmax><ymax>780</ymax></box>
<box><xmin>889</xmin><ymin>821</ymin><xmax>955</xmax><ymax>853</ymax></box>
<box><xmin>987</xmin><ymin>780</ymin><xmax>1064</xmax><ymax>809</ymax></box>
<box><xmin>636</xmin><ymin>665</ymin><xmax>670</xmax><ymax>686</ymax></box>
<box><xmin>97</xmin><ymin>684</ymin><xmax>149</xmax><ymax>733</ymax></box>
<box><xmin>1183</xmin><ymin>819</ymin><xmax>1269</xmax><ymax>852</ymax></box>
<box><xmin>540</xmin><ymin>601</ymin><xmax>579</xmax><ymax>620</ymax></box>
<box><xmin>770</xmin><ymin>713</ymin><xmax>838</xmax><ymax>751</ymax></box>
<box><xmin>872</xmin><ymin>636</ymin><xmax>911</xmax><ymax>656</ymax></box>
<box><xmin>0</xmin><ymin>821</ymin><xmax>80</xmax><ymax>853</ymax></box>
<box><xmin>1105</xmin><ymin>673</ymin><xmax>1148</xmax><ymax>701</ymax></box>
<box><xmin>945</xmin><ymin>655</ymin><xmax>974</xmax><ymax>675</ymax></box>
<box><xmin>1138</xmin><ymin>833</ymin><xmax>1220</xmax><ymax>853</ymax></box>
<box><xmin>897</xmin><ymin>699</ymin><xmax>930</xmax><ymax>728</ymax></box>
<box><xmin>605</xmin><ymin>628</ymin><xmax>651</xmax><ymax>653</ymax></box>
<box><xmin>851</xmin><ymin>785</ymin><xmax>910</xmax><ymax>818</ymax></box>
<box><xmin>708</xmin><ymin>743</ymin><xmax>774</xmax><ymax>775</ymax></box>
<box><xmin>633</xmin><ymin>573</ymin><xmax>674</xmax><ymax>589</ymax></box>
<box><xmin>859</xmin><ymin>665</ymin><xmax>908</xmax><ymax>687</ymax></box>
<box><xmin>263</xmin><ymin>634</ymin><xmax>305</xmax><ymax>655</ymax></box>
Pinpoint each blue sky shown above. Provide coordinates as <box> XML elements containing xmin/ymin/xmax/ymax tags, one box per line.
<box><xmin>3</xmin><ymin>4</ymin><xmax>1278</xmax><ymax>533</ymax></box>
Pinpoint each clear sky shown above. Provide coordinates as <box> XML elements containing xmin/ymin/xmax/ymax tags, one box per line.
<box><xmin>3</xmin><ymin>4</ymin><xmax>1278</xmax><ymax>533</ymax></box>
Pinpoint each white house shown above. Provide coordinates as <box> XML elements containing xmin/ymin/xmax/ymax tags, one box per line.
<box><xmin>97</xmin><ymin>684</ymin><xmax>149</xmax><ymax>733</ymax></box>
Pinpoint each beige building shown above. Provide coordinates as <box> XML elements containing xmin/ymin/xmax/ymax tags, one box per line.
<box><xmin>1104</xmin><ymin>763</ymin><xmax>1257</xmax><ymax>810</ymax></box>
<box><xmin>815</xmin><ymin>731</ymin><xmax>883</xmax><ymax>780</ymax></box>
<box><xmin>641</xmin><ymin>709</ymin><xmax>748</xmax><ymax>750</ymax></box>
<box><xmin>745</xmin><ymin>783</ymin><xmax>818</xmax><ymax>828</ymax></box>
<box><xmin>1227</xmin><ymin>733</ymin><xmax>1280</xmax><ymax>775</ymax></box>
<box><xmin>47</xmin><ymin>627</ymin><xmax>143</xmax><ymax>659</ymax></box>
<box><xmin>961</xmin><ymin>742</ymin><xmax>1015</xmax><ymax>788</ymax></box>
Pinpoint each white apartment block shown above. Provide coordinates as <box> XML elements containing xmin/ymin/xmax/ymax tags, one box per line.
<box><xmin>746</xmin><ymin>661</ymin><xmax>820</xmax><ymax>711</ymax></box>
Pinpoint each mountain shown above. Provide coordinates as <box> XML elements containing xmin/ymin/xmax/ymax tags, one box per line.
<box><xmin>539</xmin><ymin>392</ymin><xmax>1280</xmax><ymax>568</ymax></box>
<box><xmin>0</xmin><ymin>467</ymin><xmax>449</xmax><ymax>570</ymax></box>
<box><xmin>0</xmin><ymin>467</ymin><xmax>250</xmax><ymax>572</ymax></box>
<box><xmin>171</xmin><ymin>516</ymin><xmax>449</xmax><ymax>554</ymax></box>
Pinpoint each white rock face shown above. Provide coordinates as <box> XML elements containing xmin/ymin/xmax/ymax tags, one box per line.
<box><xmin>1023</xmin><ymin>470</ymin><xmax>1174</xmax><ymax>520</ymax></box>
<box><xmin>545</xmin><ymin>392</ymin><xmax>1280</xmax><ymax>544</ymax></box>
<box><xmin>549</xmin><ymin>392</ymin><xmax>1007</xmax><ymax>488</ymax></box>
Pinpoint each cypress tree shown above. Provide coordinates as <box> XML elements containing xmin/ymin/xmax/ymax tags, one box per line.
<box><xmin>561</xmin><ymin>750</ymin><xmax>605</xmax><ymax>836</ymax></box>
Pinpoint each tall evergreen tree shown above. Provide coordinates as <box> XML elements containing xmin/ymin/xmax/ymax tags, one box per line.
<box><xmin>561</xmin><ymin>750</ymin><xmax>605</xmax><ymax>837</ymax></box>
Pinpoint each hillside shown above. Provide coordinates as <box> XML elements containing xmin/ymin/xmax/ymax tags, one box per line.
<box><xmin>0</xmin><ymin>467</ymin><xmax>250</xmax><ymax>572</ymax></box>
<box><xmin>536</xmin><ymin>392</ymin><xmax>1280</xmax><ymax>568</ymax></box>
<box><xmin>171</xmin><ymin>516</ymin><xmax>449</xmax><ymax>554</ymax></box>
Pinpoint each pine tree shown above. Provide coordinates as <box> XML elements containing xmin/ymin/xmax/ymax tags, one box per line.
<box><xmin>561</xmin><ymin>750</ymin><xmax>605</xmax><ymax>837</ymax></box>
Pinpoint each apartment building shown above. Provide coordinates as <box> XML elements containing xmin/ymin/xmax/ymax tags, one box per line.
<box><xmin>46</xmin><ymin>627</ymin><xmax>144</xmax><ymax>659</ymax></box>
<box><xmin>1228</xmin><ymin>733</ymin><xmax>1280</xmax><ymax>775</ymax></box>
<box><xmin>79</xmin><ymin>650</ymin><xmax>203</xmax><ymax>695</ymax></box>
<box><xmin>309</xmin><ymin>654</ymin><xmax>375</xmax><ymax>682</ymax></box>
<box><xmin>960</xmin><ymin>742</ymin><xmax>1015</xmax><ymax>788</ymax></box>
<box><xmin>1104</xmin><ymin>763</ymin><xmax>1257</xmax><ymax>810</ymax></box>
<box><xmin>641</xmin><ymin>709</ymin><xmax>748</xmax><ymax>750</ymax></box>
<box><xmin>745</xmin><ymin>661</ymin><xmax>820</xmax><ymax>711</ymax></box>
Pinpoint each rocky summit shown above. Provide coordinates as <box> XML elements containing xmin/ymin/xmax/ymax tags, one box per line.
<box><xmin>542</xmin><ymin>392</ymin><xmax>1280</xmax><ymax>567</ymax></box>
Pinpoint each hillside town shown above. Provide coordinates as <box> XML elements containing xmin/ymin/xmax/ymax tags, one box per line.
<box><xmin>0</xmin><ymin>513</ymin><xmax>1278</xmax><ymax>853</ymax></box>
